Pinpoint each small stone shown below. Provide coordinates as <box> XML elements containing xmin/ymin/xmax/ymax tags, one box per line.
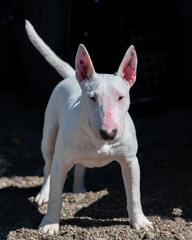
<box><xmin>160</xmin><ymin>231</ymin><xmax>170</xmax><ymax>237</ymax></box>
<box><xmin>143</xmin><ymin>231</ymin><xmax>155</xmax><ymax>239</ymax></box>
<box><xmin>174</xmin><ymin>217</ymin><xmax>183</xmax><ymax>223</ymax></box>
<box><xmin>172</xmin><ymin>208</ymin><xmax>183</xmax><ymax>216</ymax></box>
<box><xmin>94</xmin><ymin>238</ymin><xmax>106</xmax><ymax>240</ymax></box>
<box><xmin>186</xmin><ymin>222</ymin><xmax>192</xmax><ymax>226</ymax></box>
<box><xmin>16</xmin><ymin>227</ymin><xmax>25</xmax><ymax>233</ymax></box>
<box><xmin>75</xmin><ymin>193</ymin><xmax>85</xmax><ymax>202</ymax></box>
<box><xmin>174</xmin><ymin>236</ymin><xmax>183</xmax><ymax>240</ymax></box>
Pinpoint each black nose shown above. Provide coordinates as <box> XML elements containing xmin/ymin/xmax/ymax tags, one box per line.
<box><xmin>100</xmin><ymin>128</ymin><xmax>117</xmax><ymax>141</ymax></box>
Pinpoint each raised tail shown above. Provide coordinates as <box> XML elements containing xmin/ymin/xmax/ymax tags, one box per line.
<box><xmin>25</xmin><ymin>20</ymin><xmax>75</xmax><ymax>79</ymax></box>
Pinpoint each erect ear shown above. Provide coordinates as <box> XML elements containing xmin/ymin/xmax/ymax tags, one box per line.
<box><xmin>75</xmin><ymin>44</ymin><xmax>96</xmax><ymax>83</ymax></box>
<box><xmin>117</xmin><ymin>45</ymin><xmax>137</xmax><ymax>87</ymax></box>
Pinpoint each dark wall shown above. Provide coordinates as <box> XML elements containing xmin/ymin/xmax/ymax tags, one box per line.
<box><xmin>178</xmin><ymin>0</ymin><xmax>192</xmax><ymax>105</ymax></box>
<box><xmin>0</xmin><ymin>0</ymin><xmax>191</xmax><ymax>106</ymax></box>
<box><xmin>0</xmin><ymin>0</ymin><xmax>69</xmax><ymax>104</ymax></box>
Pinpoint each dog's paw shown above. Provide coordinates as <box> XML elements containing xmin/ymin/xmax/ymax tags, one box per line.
<box><xmin>39</xmin><ymin>223</ymin><xmax>59</xmax><ymax>234</ymax></box>
<box><xmin>35</xmin><ymin>190</ymin><xmax>49</xmax><ymax>207</ymax></box>
<box><xmin>38</xmin><ymin>215</ymin><xmax>59</xmax><ymax>234</ymax></box>
<box><xmin>130</xmin><ymin>214</ymin><xmax>153</xmax><ymax>231</ymax></box>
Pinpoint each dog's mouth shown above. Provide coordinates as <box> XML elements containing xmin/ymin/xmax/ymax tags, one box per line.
<box><xmin>88</xmin><ymin>122</ymin><xmax>119</xmax><ymax>141</ymax></box>
<box><xmin>88</xmin><ymin>120</ymin><xmax>122</xmax><ymax>142</ymax></box>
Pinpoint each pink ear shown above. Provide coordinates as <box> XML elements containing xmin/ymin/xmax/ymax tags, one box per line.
<box><xmin>75</xmin><ymin>44</ymin><xmax>96</xmax><ymax>83</ymax></box>
<box><xmin>117</xmin><ymin>45</ymin><xmax>137</xmax><ymax>87</ymax></box>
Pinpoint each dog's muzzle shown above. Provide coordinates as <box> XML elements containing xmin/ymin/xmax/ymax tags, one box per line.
<box><xmin>100</xmin><ymin>128</ymin><xmax>117</xmax><ymax>141</ymax></box>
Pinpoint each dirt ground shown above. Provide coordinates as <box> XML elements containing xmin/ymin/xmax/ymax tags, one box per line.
<box><xmin>0</xmin><ymin>94</ymin><xmax>192</xmax><ymax>240</ymax></box>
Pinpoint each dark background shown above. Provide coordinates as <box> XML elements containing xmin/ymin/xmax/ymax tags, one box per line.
<box><xmin>0</xmin><ymin>0</ymin><xmax>192</xmax><ymax>109</ymax></box>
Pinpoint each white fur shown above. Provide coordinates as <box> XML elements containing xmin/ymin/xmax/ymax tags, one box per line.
<box><xmin>25</xmin><ymin>20</ymin><xmax>153</xmax><ymax>234</ymax></box>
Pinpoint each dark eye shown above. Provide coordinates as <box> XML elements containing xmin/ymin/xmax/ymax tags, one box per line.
<box><xmin>90</xmin><ymin>96</ymin><xmax>96</xmax><ymax>102</ymax></box>
<box><xmin>118</xmin><ymin>96</ymin><xmax>124</xmax><ymax>101</ymax></box>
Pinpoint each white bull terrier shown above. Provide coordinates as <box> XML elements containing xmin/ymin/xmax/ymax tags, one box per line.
<box><xmin>25</xmin><ymin>20</ymin><xmax>153</xmax><ymax>234</ymax></box>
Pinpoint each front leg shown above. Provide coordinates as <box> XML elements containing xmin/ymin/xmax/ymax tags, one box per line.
<box><xmin>120</xmin><ymin>156</ymin><xmax>153</xmax><ymax>231</ymax></box>
<box><xmin>38</xmin><ymin>156</ymin><xmax>72</xmax><ymax>234</ymax></box>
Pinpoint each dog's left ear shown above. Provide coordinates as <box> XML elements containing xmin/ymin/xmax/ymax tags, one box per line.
<box><xmin>117</xmin><ymin>45</ymin><xmax>137</xmax><ymax>87</ymax></box>
<box><xmin>75</xmin><ymin>44</ymin><xmax>96</xmax><ymax>83</ymax></box>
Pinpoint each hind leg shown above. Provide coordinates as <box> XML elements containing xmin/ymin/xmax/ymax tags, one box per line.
<box><xmin>35</xmin><ymin>126</ymin><xmax>58</xmax><ymax>206</ymax></box>
<box><xmin>35</xmin><ymin>151</ymin><xmax>52</xmax><ymax>206</ymax></box>
<box><xmin>73</xmin><ymin>163</ymin><xmax>87</xmax><ymax>193</ymax></box>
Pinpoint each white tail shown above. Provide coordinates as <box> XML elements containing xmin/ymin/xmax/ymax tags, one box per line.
<box><xmin>25</xmin><ymin>20</ymin><xmax>75</xmax><ymax>79</ymax></box>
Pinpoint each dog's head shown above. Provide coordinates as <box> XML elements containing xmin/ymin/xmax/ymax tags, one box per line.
<box><xmin>75</xmin><ymin>44</ymin><xmax>137</xmax><ymax>141</ymax></box>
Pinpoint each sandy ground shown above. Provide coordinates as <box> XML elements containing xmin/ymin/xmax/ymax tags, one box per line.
<box><xmin>0</xmin><ymin>94</ymin><xmax>192</xmax><ymax>240</ymax></box>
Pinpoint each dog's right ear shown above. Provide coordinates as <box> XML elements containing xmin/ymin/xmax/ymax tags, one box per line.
<box><xmin>75</xmin><ymin>44</ymin><xmax>96</xmax><ymax>83</ymax></box>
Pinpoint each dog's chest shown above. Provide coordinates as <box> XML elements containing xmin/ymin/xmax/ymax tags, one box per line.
<box><xmin>77</xmin><ymin>142</ymin><xmax>118</xmax><ymax>168</ymax></box>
